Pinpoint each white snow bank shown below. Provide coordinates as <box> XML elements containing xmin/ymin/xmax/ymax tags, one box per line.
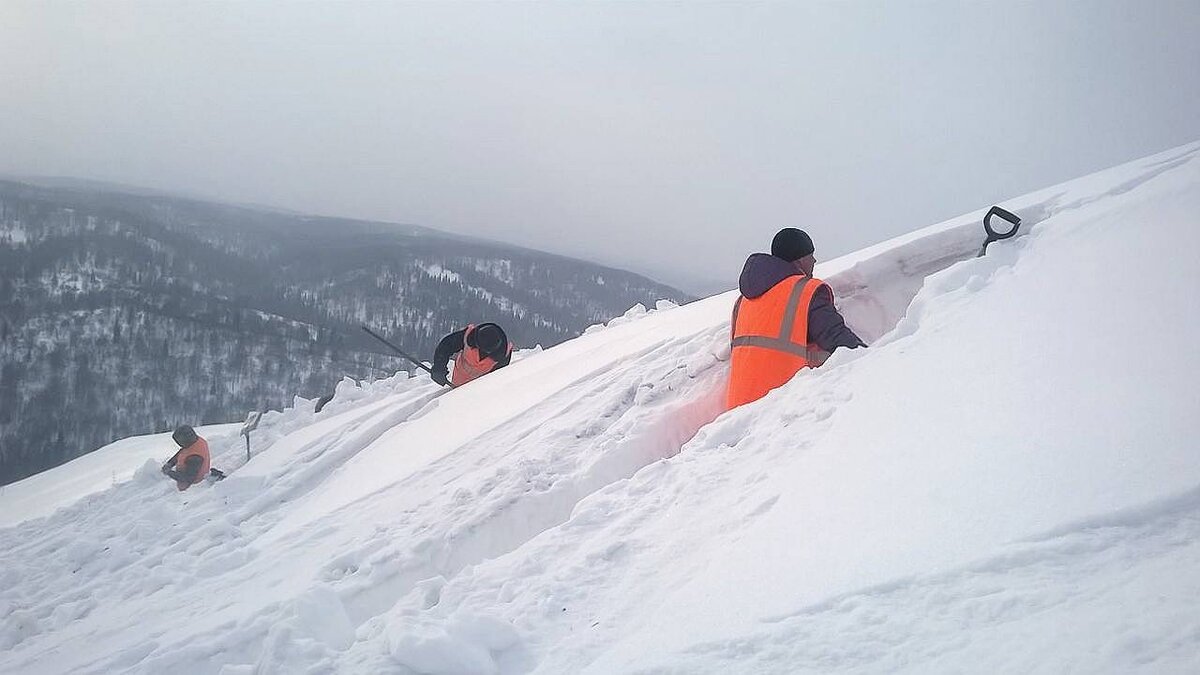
<box><xmin>1</xmin><ymin>141</ymin><xmax>1198</xmax><ymax>674</ymax></box>
<box><xmin>335</xmin><ymin>140</ymin><xmax>1200</xmax><ymax>673</ymax></box>
<box><xmin>579</xmin><ymin>145</ymin><xmax>1200</xmax><ymax>672</ymax></box>
<box><xmin>0</xmin><ymin>423</ymin><xmax>239</xmax><ymax>528</ymax></box>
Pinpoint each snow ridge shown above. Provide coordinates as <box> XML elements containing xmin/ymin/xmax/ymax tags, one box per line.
<box><xmin>2</xmin><ymin>141</ymin><xmax>1199</xmax><ymax>674</ymax></box>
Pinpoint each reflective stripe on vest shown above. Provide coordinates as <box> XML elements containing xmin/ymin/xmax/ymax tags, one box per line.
<box><xmin>731</xmin><ymin>276</ymin><xmax>825</xmax><ymax>355</ymax></box>
<box><xmin>727</xmin><ymin>275</ymin><xmax>827</xmax><ymax>409</ymax></box>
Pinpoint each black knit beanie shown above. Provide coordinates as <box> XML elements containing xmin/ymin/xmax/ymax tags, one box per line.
<box><xmin>473</xmin><ymin>324</ymin><xmax>505</xmax><ymax>356</ymax></box>
<box><xmin>771</xmin><ymin>228</ymin><xmax>815</xmax><ymax>262</ymax></box>
<box><xmin>172</xmin><ymin>424</ymin><xmax>198</xmax><ymax>448</ymax></box>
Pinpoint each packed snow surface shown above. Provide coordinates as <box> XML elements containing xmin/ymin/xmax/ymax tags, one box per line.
<box><xmin>2</xmin><ymin>141</ymin><xmax>1199</xmax><ymax>673</ymax></box>
<box><xmin>0</xmin><ymin>424</ymin><xmax>240</xmax><ymax>529</ymax></box>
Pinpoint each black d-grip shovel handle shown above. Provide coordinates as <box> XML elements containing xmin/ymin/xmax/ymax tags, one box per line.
<box><xmin>978</xmin><ymin>206</ymin><xmax>1022</xmax><ymax>257</ymax></box>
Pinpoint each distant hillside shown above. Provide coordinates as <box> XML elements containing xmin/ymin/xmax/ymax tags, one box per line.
<box><xmin>0</xmin><ymin>180</ymin><xmax>687</xmax><ymax>484</ymax></box>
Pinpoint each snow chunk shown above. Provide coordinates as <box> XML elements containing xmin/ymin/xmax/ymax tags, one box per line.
<box><xmin>584</xmin><ymin>300</ymin><xmax>677</xmax><ymax>335</ymax></box>
<box><xmin>386</xmin><ymin>611</ymin><xmax>521</xmax><ymax>675</ymax></box>
<box><xmin>293</xmin><ymin>586</ymin><xmax>357</xmax><ymax>651</ymax></box>
<box><xmin>133</xmin><ymin>458</ymin><xmax>164</xmax><ymax>484</ymax></box>
<box><xmin>655</xmin><ymin>299</ymin><xmax>678</xmax><ymax>311</ymax></box>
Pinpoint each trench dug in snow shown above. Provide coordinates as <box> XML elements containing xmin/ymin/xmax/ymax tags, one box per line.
<box><xmin>0</xmin><ymin>195</ymin><xmax>1067</xmax><ymax>675</ymax></box>
<box><xmin>8</xmin><ymin>144</ymin><xmax>1198</xmax><ymax>675</ymax></box>
<box><xmin>0</xmin><ymin>208</ymin><xmax>1037</xmax><ymax>675</ymax></box>
<box><xmin>325</xmin><ymin>211</ymin><xmax>1032</xmax><ymax>636</ymax></box>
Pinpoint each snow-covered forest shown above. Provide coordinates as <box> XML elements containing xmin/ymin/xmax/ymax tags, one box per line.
<box><xmin>0</xmin><ymin>181</ymin><xmax>686</xmax><ymax>484</ymax></box>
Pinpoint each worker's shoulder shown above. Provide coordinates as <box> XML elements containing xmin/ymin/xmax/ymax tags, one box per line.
<box><xmin>805</xmin><ymin>277</ymin><xmax>835</xmax><ymax>304</ymax></box>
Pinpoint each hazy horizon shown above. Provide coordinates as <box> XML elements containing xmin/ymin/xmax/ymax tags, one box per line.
<box><xmin>3</xmin><ymin>1</ymin><xmax>1199</xmax><ymax>294</ymax></box>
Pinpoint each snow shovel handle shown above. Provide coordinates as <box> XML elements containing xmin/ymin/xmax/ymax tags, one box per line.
<box><xmin>360</xmin><ymin>326</ymin><xmax>437</xmax><ymax>376</ymax></box>
<box><xmin>978</xmin><ymin>206</ymin><xmax>1022</xmax><ymax>257</ymax></box>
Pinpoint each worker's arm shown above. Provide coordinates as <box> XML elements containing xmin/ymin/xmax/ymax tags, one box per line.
<box><xmin>165</xmin><ymin>454</ymin><xmax>203</xmax><ymax>486</ymax></box>
<box><xmin>161</xmin><ymin>450</ymin><xmax>180</xmax><ymax>475</ymax></box>
<box><xmin>165</xmin><ymin>454</ymin><xmax>203</xmax><ymax>483</ymax></box>
<box><xmin>492</xmin><ymin>345</ymin><xmax>513</xmax><ymax>370</ymax></box>
<box><xmin>807</xmin><ymin>285</ymin><xmax>867</xmax><ymax>352</ymax></box>
<box><xmin>431</xmin><ymin>329</ymin><xmax>467</xmax><ymax>384</ymax></box>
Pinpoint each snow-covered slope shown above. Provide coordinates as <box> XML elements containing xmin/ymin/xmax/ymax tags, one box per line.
<box><xmin>2</xmin><ymin>141</ymin><xmax>1198</xmax><ymax>673</ymax></box>
<box><xmin>0</xmin><ymin>423</ymin><xmax>240</xmax><ymax>528</ymax></box>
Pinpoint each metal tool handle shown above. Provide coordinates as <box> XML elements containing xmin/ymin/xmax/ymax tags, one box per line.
<box><xmin>978</xmin><ymin>206</ymin><xmax>1022</xmax><ymax>257</ymax></box>
<box><xmin>361</xmin><ymin>325</ymin><xmax>441</xmax><ymax>378</ymax></box>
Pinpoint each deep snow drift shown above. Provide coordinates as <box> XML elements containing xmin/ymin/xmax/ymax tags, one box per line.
<box><xmin>2</xmin><ymin>141</ymin><xmax>1199</xmax><ymax>674</ymax></box>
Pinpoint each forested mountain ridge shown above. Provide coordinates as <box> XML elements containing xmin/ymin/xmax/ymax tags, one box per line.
<box><xmin>0</xmin><ymin>180</ymin><xmax>687</xmax><ymax>484</ymax></box>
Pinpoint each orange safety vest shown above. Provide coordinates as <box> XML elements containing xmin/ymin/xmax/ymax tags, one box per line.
<box><xmin>726</xmin><ymin>275</ymin><xmax>830</xmax><ymax>410</ymax></box>
<box><xmin>173</xmin><ymin>437</ymin><xmax>211</xmax><ymax>490</ymax></box>
<box><xmin>452</xmin><ymin>324</ymin><xmax>512</xmax><ymax>387</ymax></box>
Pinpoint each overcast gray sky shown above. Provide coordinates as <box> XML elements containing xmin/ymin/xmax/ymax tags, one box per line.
<box><xmin>3</xmin><ymin>1</ymin><xmax>1199</xmax><ymax>293</ymax></box>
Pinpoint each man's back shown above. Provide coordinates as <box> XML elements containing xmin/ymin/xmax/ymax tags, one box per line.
<box><xmin>727</xmin><ymin>244</ymin><xmax>864</xmax><ymax>409</ymax></box>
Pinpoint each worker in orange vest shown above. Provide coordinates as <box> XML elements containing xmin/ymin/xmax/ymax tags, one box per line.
<box><xmin>430</xmin><ymin>322</ymin><xmax>513</xmax><ymax>387</ymax></box>
<box><xmin>727</xmin><ymin>228</ymin><xmax>865</xmax><ymax>409</ymax></box>
<box><xmin>160</xmin><ymin>425</ymin><xmax>216</xmax><ymax>491</ymax></box>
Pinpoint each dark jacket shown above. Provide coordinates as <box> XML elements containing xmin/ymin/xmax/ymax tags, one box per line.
<box><xmin>165</xmin><ymin>453</ymin><xmax>204</xmax><ymax>484</ymax></box>
<box><xmin>431</xmin><ymin>323</ymin><xmax>513</xmax><ymax>375</ymax></box>
<box><xmin>738</xmin><ymin>253</ymin><xmax>865</xmax><ymax>353</ymax></box>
